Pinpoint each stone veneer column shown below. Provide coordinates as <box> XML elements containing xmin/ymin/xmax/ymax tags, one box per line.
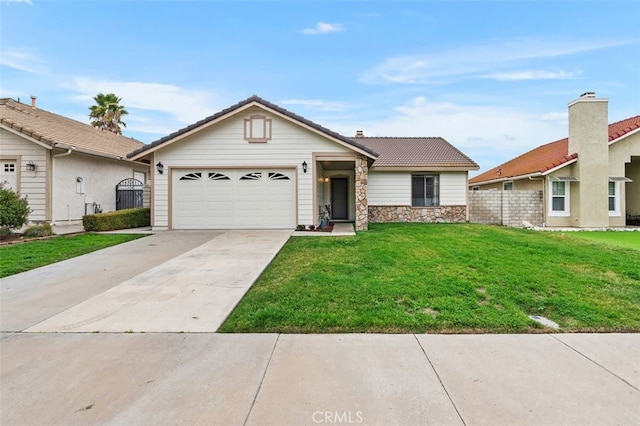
<box><xmin>355</xmin><ymin>156</ymin><xmax>368</xmax><ymax>231</ymax></box>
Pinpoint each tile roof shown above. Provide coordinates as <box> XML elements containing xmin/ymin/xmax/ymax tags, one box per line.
<box><xmin>128</xmin><ymin>95</ymin><xmax>379</xmax><ymax>159</ymax></box>
<box><xmin>0</xmin><ymin>98</ymin><xmax>145</xmax><ymax>159</ymax></box>
<box><xmin>357</xmin><ymin>137</ymin><xmax>479</xmax><ymax>169</ymax></box>
<box><xmin>469</xmin><ymin>115</ymin><xmax>640</xmax><ymax>184</ymax></box>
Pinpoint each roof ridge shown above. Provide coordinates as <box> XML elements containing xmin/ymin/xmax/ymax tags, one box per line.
<box><xmin>355</xmin><ymin>136</ymin><xmax>444</xmax><ymax>139</ymax></box>
<box><xmin>128</xmin><ymin>95</ymin><xmax>379</xmax><ymax>159</ymax></box>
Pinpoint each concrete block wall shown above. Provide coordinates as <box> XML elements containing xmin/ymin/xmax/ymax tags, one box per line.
<box><xmin>468</xmin><ymin>190</ymin><xmax>543</xmax><ymax>227</ymax></box>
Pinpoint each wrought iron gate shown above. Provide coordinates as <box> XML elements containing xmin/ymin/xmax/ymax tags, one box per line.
<box><xmin>115</xmin><ymin>178</ymin><xmax>144</xmax><ymax>210</ymax></box>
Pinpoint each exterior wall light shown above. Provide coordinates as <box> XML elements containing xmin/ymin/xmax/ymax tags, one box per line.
<box><xmin>302</xmin><ymin>161</ymin><xmax>307</xmax><ymax>173</ymax></box>
<box><xmin>26</xmin><ymin>161</ymin><xmax>36</xmax><ymax>172</ymax></box>
<box><xmin>156</xmin><ymin>162</ymin><xmax>164</xmax><ymax>174</ymax></box>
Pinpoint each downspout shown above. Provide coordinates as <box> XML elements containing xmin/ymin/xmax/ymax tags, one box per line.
<box><xmin>51</xmin><ymin>146</ymin><xmax>74</xmax><ymax>225</ymax></box>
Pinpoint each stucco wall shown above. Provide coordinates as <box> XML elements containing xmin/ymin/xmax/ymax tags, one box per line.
<box><xmin>53</xmin><ymin>153</ymin><xmax>148</xmax><ymax>223</ymax></box>
<box><xmin>610</xmin><ymin>131</ymin><xmax>640</xmax><ymax>224</ymax></box>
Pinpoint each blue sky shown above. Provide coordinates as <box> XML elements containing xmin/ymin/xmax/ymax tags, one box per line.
<box><xmin>1</xmin><ymin>0</ymin><xmax>639</xmax><ymax>175</ymax></box>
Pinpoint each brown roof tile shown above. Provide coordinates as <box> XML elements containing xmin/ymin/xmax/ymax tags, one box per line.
<box><xmin>0</xmin><ymin>98</ymin><xmax>145</xmax><ymax>158</ymax></box>
<box><xmin>469</xmin><ymin>115</ymin><xmax>640</xmax><ymax>184</ymax></box>
<box><xmin>359</xmin><ymin>137</ymin><xmax>479</xmax><ymax>169</ymax></box>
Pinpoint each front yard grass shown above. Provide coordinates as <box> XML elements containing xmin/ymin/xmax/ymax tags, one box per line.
<box><xmin>565</xmin><ymin>231</ymin><xmax>640</xmax><ymax>251</ymax></box>
<box><xmin>219</xmin><ymin>223</ymin><xmax>640</xmax><ymax>334</ymax></box>
<box><xmin>0</xmin><ymin>234</ymin><xmax>146</xmax><ymax>278</ymax></box>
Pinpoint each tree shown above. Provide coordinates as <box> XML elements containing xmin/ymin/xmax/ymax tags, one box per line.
<box><xmin>0</xmin><ymin>183</ymin><xmax>31</xmax><ymax>234</ymax></box>
<box><xmin>88</xmin><ymin>93</ymin><xmax>129</xmax><ymax>134</ymax></box>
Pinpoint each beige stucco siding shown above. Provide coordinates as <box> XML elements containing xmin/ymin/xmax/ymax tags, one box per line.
<box><xmin>610</xmin><ymin>131</ymin><xmax>640</xmax><ymax>224</ymax></box>
<box><xmin>0</xmin><ymin>128</ymin><xmax>48</xmax><ymax>222</ymax></box>
<box><xmin>152</xmin><ymin>107</ymin><xmax>353</xmax><ymax>229</ymax></box>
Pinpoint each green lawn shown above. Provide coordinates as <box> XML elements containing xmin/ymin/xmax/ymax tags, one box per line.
<box><xmin>0</xmin><ymin>234</ymin><xmax>147</xmax><ymax>278</ymax></box>
<box><xmin>219</xmin><ymin>223</ymin><xmax>640</xmax><ymax>334</ymax></box>
<box><xmin>565</xmin><ymin>231</ymin><xmax>640</xmax><ymax>251</ymax></box>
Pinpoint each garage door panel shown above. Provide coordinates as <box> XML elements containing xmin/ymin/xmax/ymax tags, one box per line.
<box><xmin>173</xmin><ymin>169</ymin><xmax>295</xmax><ymax>229</ymax></box>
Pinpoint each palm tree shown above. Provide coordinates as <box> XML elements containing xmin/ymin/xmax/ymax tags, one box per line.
<box><xmin>89</xmin><ymin>93</ymin><xmax>129</xmax><ymax>134</ymax></box>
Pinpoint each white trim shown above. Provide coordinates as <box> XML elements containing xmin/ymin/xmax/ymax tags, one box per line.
<box><xmin>548</xmin><ymin>180</ymin><xmax>570</xmax><ymax>217</ymax></box>
<box><xmin>0</xmin><ymin>124</ymin><xmax>54</xmax><ymax>150</ymax></box>
<box><xmin>129</xmin><ymin>101</ymin><xmax>377</xmax><ymax>161</ymax></box>
<box><xmin>608</xmin><ymin>181</ymin><xmax>621</xmax><ymax>217</ymax></box>
<box><xmin>608</xmin><ymin>126</ymin><xmax>640</xmax><ymax>146</ymax></box>
<box><xmin>469</xmin><ymin>172</ymin><xmax>542</xmax><ymax>187</ymax></box>
<box><xmin>540</xmin><ymin>158</ymin><xmax>578</xmax><ymax>176</ymax></box>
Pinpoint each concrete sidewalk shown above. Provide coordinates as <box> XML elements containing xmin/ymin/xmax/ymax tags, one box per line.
<box><xmin>1</xmin><ymin>333</ymin><xmax>638</xmax><ymax>425</ymax></box>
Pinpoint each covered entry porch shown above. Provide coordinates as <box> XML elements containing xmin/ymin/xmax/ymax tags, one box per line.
<box><xmin>313</xmin><ymin>153</ymin><xmax>369</xmax><ymax>231</ymax></box>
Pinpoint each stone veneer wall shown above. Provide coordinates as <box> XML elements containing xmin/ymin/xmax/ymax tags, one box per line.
<box><xmin>468</xmin><ymin>190</ymin><xmax>543</xmax><ymax>227</ymax></box>
<box><xmin>369</xmin><ymin>205</ymin><xmax>467</xmax><ymax>223</ymax></box>
<box><xmin>354</xmin><ymin>156</ymin><xmax>369</xmax><ymax>231</ymax></box>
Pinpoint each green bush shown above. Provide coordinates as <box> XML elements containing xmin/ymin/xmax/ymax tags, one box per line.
<box><xmin>23</xmin><ymin>223</ymin><xmax>54</xmax><ymax>238</ymax></box>
<box><xmin>0</xmin><ymin>183</ymin><xmax>31</xmax><ymax>233</ymax></box>
<box><xmin>83</xmin><ymin>208</ymin><xmax>150</xmax><ymax>232</ymax></box>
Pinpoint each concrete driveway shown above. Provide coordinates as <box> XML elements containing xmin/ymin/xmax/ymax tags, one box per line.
<box><xmin>1</xmin><ymin>230</ymin><xmax>291</xmax><ymax>333</ymax></box>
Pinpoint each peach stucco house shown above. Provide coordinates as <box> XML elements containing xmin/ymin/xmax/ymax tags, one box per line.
<box><xmin>470</xmin><ymin>93</ymin><xmax>640</xmax><ymax>228</ymax></box>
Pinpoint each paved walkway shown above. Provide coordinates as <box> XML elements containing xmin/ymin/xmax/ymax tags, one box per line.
<box><xmin>1</xmin><ymin>333</ymin><xmax>638</xmax><ymax>425</ymax></box>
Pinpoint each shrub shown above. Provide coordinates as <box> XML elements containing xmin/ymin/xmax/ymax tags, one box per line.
<box><xmin>83</xmin><ymin>208</ymin><xmax>150</xmax><ymax>232</ymax></box>
<box><xmin>0</xmin><ymin>183</ymin><xmax>31</xmax><ymax>233</ymax></box>
<box><xmin>23</xmin><ymin>223</ymin><xmax>54</xmax><ymax>238</ymax></box>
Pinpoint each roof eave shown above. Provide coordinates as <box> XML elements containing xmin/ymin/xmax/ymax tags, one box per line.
<box><xmin>52</xmin><ymin>142</ymin><xmax>147</xmax><ymax>163</ymax></box>
<box><xmin>371</xmin><ymin>165</ymin><xmax>479</xmax><ymax>172</ymax></box>
<box><xmin>0</xmin><ymin>122</ymin><xmax>54</xmax><ymax>150</ymax></box>
<box><xmin>541</xmin><ymin>157</ymin><xmax>578</xmax><ymax>175</ymax></box>
<box><xmin>609</xmin><ymin>126</ymin><xmax>640</xmax><ymax>146</ymax></box>
<box><xmin>469</xmin><ymin>171</ymin><xmax>544</xmax><ymax>186</ymax></box>
<box><xmin>128</xmin><ymin>97</ymin><xmax>379</xmax><ymax>161</ymax></box>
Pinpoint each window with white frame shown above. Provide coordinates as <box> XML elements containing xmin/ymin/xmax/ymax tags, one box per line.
<box><xmin>503</xmin><ymin>181</ymin><xmax>513</xmax><ymax>191</ymax></box>
<box><xmin>549</xmin><ymin>180</ymin><xmax>570</xmax><ymax>216</ymax></box>
<box><xmin>608</xmin><ymin>181</ymin><xmax>620</xmax><ymax>216</ymax></box>
<box><xmin>412</xmin><ymin>174</ymin><xmax>439</xmax><ymax>207</ymax></box>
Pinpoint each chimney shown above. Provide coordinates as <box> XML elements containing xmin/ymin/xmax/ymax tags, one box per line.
<box><xmin>355</xmin><ymin>130</ymin><xmax>364</xmax><ymax>138</ymax></box>
<box><xmin>30</xmin><ymin>96</ymin><xmax>37</xmax><ymax>109</ymax></box>
<box><xmin>568</xmin><ymin>92</ymin><xmax>609</xmax><ymax>227</ymax></box>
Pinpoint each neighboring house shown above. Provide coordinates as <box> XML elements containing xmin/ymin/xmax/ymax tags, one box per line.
<box><xmin>0</xmin><ymin>97</ymin><xmax>149</xmax><ymax>225</ymax></box>
<box><xmin>469</xmin><ymin>93</ymin><xmax>640</xmax><ymax>228</ymax></box>
<box><xmin>128</xmin><ymin>95</ymin><xmax>478</xmax><ymax>231</ymax></box>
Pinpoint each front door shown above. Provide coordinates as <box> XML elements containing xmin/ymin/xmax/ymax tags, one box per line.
<box><xmin>331</xmin><ymin>177</ymin><xmax>348</xmax><ymax>220</ymax></box>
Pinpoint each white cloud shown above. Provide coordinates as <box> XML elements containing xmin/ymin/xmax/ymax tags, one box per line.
<box><xmin>301</xmin><ymin>22</ymin><xmax>345</xmax><ymax>35</ymax></box>
<box><xmin>360</xmin><ymin>37</ymin><xmax>636</xmax><ymax>85</ymax></box>
<box><xmin>1</xmin><ymin>0</ymin><xmax>33</xmax><ymax>5</ymax></box>
<box><xmin>280</xmin><ymin>98</ymin><xmax>351</xmax><ymax>111</ymax></box>
<box><xmin>65</xmin><ymin>77</ymin><xmax>220</xmax><ymax>123</ymax></box>
<box><xmin>483</xmin><ymin>70</ymin><xmax>579</xmax><ymax>81</ymax></box>
<box><xmin>327</xmin><ymin>96</ymin><xmax>568</xmax><ymax>172</ymax></box>
<box><xmin>0</xmin><ymin>49</ymin><xmax>45</xmax><ymax>73</ymax></box>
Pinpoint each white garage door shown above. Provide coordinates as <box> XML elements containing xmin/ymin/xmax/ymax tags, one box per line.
<box><xmin>172</xmin><ymin>169</ymin><xmax>296</xmax><ymax>229</ymax></box>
